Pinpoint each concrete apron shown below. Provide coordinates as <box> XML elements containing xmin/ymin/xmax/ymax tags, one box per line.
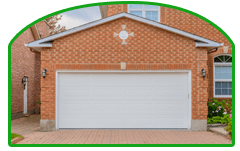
<box><xmin>40</xmin><ymin>119</ymin><xmax>207</xmax><ymax>132</ymax></box>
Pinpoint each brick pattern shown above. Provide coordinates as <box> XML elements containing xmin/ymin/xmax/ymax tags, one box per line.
<box><xmin>40</xmin><ymin>18</ymin><xmax>209</xmax><ymax>120</ymax></box>
<box><xmin>108</xmin><ymin>4</ymin><xmax>127</xmax><ymax>16</ymax></box>
<box><xmin>18</xmin><ymin>130</ymin><xmax>231</xmax><ymax>144</ymax></box>
<box><xmin>13</xmin><ymin>115</ymin><xmax>231</xmax><ymax>144</ymax></box>
<box><xmin>11</xmin><ymin>28</ymin><xmax>41</xmax><ymax>114</ymax></box>
<box><xmin>106</xmin><ymin>5</ymin><xmax>233</xmax><ymax>101</ymax></box>
<box><xmin>11</xmin><ymin>21</ymin><xmax>49</xmax><ymax>116</ymax></box>
<box><xmin>160</xmin><ymin>7</ymin><xmax>232</xmax><ymax>101</ymax></box>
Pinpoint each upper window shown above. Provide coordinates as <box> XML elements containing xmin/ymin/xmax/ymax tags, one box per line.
<box><xmin>128</xmin><ymin>4</ymin><xmax>160</xmax><ymax>22</ymax></box>
<box><xmin>214</xmin><ymin>55</ymin><xmax>232</xmax><ymax>97</ymax></box>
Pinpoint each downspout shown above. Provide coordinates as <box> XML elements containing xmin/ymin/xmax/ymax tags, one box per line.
<box><xmin>24</xmin><ymin>44</ymin><xmax>41</xmax><ymax>54</ymax></box>
<box><xmin>207</xmin><ymin>47</ymin><xmax>218</xmax><ymax>54</ymax></box>
<box><xmin>30</xmin><ymin>48</ymin><xmax>41</xmax><ymax>54</ymax></box>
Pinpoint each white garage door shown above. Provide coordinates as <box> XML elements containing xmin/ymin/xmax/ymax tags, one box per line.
<box><xmin>57</xmin><ymin>72</ymin><xmax>190</xmax><ymax>129</ymax></box>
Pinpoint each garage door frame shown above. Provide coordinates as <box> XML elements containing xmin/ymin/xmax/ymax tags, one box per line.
<box><xmin>55</xmin><ymin>70</ymin><xmax>192</xmax><ymax>130</ymax></box>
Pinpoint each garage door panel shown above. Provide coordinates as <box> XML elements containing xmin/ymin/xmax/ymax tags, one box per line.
<box><xmin>59</xmin><ymin>116</ymin><xmax>188</xmax><ymax>128</ymax></box>
<box><xmin>156</xmin><ymin>103</ymin><xmax>188</xmax><ymax>114</ymax></box>
<box><xmin>59</xmin><ymin>87</ymin><xmax>187</xmax><ymax>99</ymax></box>
<box><xmin>59</xmin><ymin>89</ymin><xmax>91</xmax><ymax>98</ymax></box>
<box><xmin>58</xmin><ymin>72</ymin><xmax>190</xmax><ymax>129</ymax></box>
<box><xmin>156</xmin><ymin>117</ymin><xmax>187</xmax><ymax>128</ymax></box>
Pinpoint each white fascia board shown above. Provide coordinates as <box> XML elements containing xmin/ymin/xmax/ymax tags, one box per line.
<box><xmin>25</xmin><ymin>12</ymin><xmax>222</xmax><ymax>48</ymax></box>
<box><xmin>24</xmin><ymin>43</ymin><xmax>52</xmax><ymax>47</ymax></box>
<box><xmin>195</xmin><ymin>42</ymin><xmax>224</xmax><ymax>47</ymax></box>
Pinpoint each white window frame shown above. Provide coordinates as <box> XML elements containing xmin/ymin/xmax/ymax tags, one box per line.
<box><xmin>128</xmin><ymin>4</ymin><xmax>160</xmax><ymax>22</ymax></box>
<box><xmin>213</xmin><ymin>54</ymin><xmax>232</xmax><ymax>98</ymax></box>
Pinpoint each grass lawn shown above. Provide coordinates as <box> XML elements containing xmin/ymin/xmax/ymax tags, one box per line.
<box><xmin>11</xmin><ymin>133</ymin><xmax>23</xmax><ymax>140</ymax></box>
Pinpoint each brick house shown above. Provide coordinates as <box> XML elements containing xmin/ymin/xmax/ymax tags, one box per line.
<box><xmin>11</xmin><ymin>21</ymin><xmax>50</xmax><ymax>119</ymax></box>
<box><xmin>24</xmin><ymin>4</ymin><xmax>232</xmax><ymax>131</ymax></box>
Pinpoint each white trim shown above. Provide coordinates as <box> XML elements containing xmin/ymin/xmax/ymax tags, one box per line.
<box><xmin>128</xmin><ymin>4</ymin><xmax>160</xmax><ymax>22</ymax></box>
<box><xmin>23</xmin><ymin>78</ymin><xmax>28</xmax><ymax>114</ymax></box>
<box><xmin>214</xmin><ymin>63</ymin><xmax>232</xmax><ymax>66</ymax></box>
<box><xmin>213</xmin><ymin>55</ymin><xmax>232</xmax><ymax>98</ymax></box>
<box><xmin>188</xmin><ymin>71</ymin><xmax>192</xmax><ymax>129</ymax></box>
<box><xmin>55</xmin><ymin>70</ymin><xmax>192</xmax><ymax>130</ymax></box>
<box><xmin>196</xmin><ymin>42</ymin><xmax>224</xmax><ymax>47</ymax></box>
<box><xmin>56</xmin><ymin>70</ymin><xmax>191</xmax><ymax>73</ymax></box>
<box><xmin>24</xmin><ymin>43</ymin><xmax>52</xmax><ymax>47</ymax></box>
<box><xmin>55</xmin><ymin>71</ymin><xmax>59</xmax><ymax>130</ymax></box>
<box><xmin>25</xmin><ymin>13</ymin><xmax>222</xmax><ymax>49</ymax></box>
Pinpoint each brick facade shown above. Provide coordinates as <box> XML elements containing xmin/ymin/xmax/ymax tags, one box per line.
<box><xmin>11</xmin><ymin>21</ymin><xmax>49</xmax><ymax>119</ymax></box>
<box><xmin>108</xmin><ymin>4</ymin><xmax>127</xmax><ymax>16</ymax></box>
<box><xmin>40</xmin><ymin>17</ymin><xmax>209</xmax><ymax>121</ymax></box>
<box><xmin>107</xmin><ymin>4</ymin><xmax>232</xmax><ymax>101</ymax></box>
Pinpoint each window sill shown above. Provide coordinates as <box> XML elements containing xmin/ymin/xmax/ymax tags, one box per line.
<box><xmin>214</xmin><ymin>96</ymin><xmax>232</xmax><ymax>98</ymax></box>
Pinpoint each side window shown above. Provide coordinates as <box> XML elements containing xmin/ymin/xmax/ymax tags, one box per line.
<box><xmin>128</xmin><ymin>5</ymin><xmax>160</xmax><ymax>22</ymax></box>
<box><xmin>214</xmin><ymin>55</ymin><xmax>232</xmax><ymax>97</ymax></box>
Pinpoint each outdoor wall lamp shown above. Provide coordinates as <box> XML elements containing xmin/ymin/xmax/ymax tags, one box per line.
<box><xmin>201</xmin><ymin>69</ymin><xmax>206</xmax><ymax>78</ymax></box>
<box><xmin>42</xmin><ymin>69</ymin><xmax>47</xmax><ymax>78</ymax></box>
<box><xmin>22</xmin><ymin>76</ymin><xmax>27</xmax><ymax>89</ymax></box>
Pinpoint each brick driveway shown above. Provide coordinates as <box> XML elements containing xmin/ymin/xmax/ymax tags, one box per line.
<box><xmin>11</xmin><ymin>115</ymin><xmax>231</xmax><ymax>144</ymax></box>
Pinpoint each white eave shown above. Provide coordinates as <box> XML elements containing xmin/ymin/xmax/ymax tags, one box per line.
<box><xmin>25</xmin><ymin>12</ymin><xmax>223</xmax><ymax>48</ymax></box>
<box><xmin>24</xmin><ymin>43</ymin><xmax>52</xmax><ymax>47</ymax></box>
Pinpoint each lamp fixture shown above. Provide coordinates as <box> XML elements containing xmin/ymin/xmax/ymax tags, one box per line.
<box><xmin>201</xmin><ymin>69</ymin><xmax>206</xmax><ymax>78</ymax></box>
<box><xmin>22</xmin><ymin>76</ymin><xmax>27</xmax><ymax>89</ymax></box>
<box><xmin>42</xmin><ymin>69</ymin><xmax>47</xmax><ymax>78</ymax></box>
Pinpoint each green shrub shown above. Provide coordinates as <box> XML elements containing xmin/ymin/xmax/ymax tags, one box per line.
<box><xmin>207</xmin><ymin>114</ymin><xmax>231</xmax><ymax>124</ymax></box>
<box><xmin>208</xmin><ymin>98</ymin><xmax>231</xmax><ymax>118</ymax></box>
<box><xmin>11</xmin><ymin>133</ymin><xmax>23</xmax><ymax>140</ymax></box>
<box><xmin>225</xmin><ymin>120</ymin><xmax>232</xmax><ymax>138</ymax></box>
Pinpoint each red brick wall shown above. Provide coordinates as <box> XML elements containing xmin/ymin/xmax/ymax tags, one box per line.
<box><xmin>108</xmin><ymin>4</ymin><xmax>127</xmax><ymax>16</ymax></box>
<box><xmin>41</xmin><ymin>17</ymin><xmax>208</xmax><ymax>120</ymax></box>
<box><xmin>160</xmin><ymin>7</ymin><xmax>232</xmax><ymax>101</ymax></box>
<box><xmin>11</xmin><ymin>28</ymin><xmax>41</xmax><ymax>114</ymax></box>
<box><xmin>107</xmin><ymin>4</ymin><xmax>232</xmax><ymax>101</ymax></box>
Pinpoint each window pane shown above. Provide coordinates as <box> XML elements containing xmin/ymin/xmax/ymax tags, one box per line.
<box><xmin>227</xmin><ymin>66</ymin><xmax>232</xmax><ymax>79</ymax></box>
<box><xmin>145</xmin><ymin>5</ymin><xmax>158</xmax><ymax>9</ymax></box>
<box><xmin>215</xmin><ymin>89</ymin><xmax>221</xmax><ymax>95</ymax></box>
<box><xmin>130</xmin><ymin>11</ymin><xmax>142</xmax><ymax>17</ymax></box>
<box><xmin>222</xmin><ymin>89</ymin><xmax>228</xmax><ymax>95</ymax></box>
<box><xmin>225</xmin><ymin>56</ymin><xmax>230</xmax><ymax>61</ymax></box>
<box><xmin>222</xmin><ymin>82</ymin><xmax>227</xmax><ymax>88</ymax></box>
<box><xmin>229</xmin><ymin>89</ymin><xmax>232</xmax><ymax>95</ymax></box>
<box><xmin>214</xmin><ymin>55</ymin><xmax>232</xmax><ymax>63</ymax></box>
<box><xmin>146</xmin><ymin>11</ymin><xmax>158</xmax><ymax>21</ymax></box>
<box><xmin>218</xmin><ymin>56</ymin><xmax>224</xmax><ymax>62</ymax></box>
<box><xmin>221</xmin><ymin>66</ymin><xmax>228</xmax><ymax>79</ymax></box>
<box><xmin>214</xmin><ymin>57</ymin><xmax>222</xmax><ymax>62</ymax></box>
<box><xmin>215</xmin><ymin>66</ymin><xmax>232</xmax><ymax>79</ymax></box>
<box><xmin>226</xmin><ymin>57</ymin><xmax>232</xmax><ymax>62</ymax></box>
<box><xmin>215</xmin><ymin>67</ymin><xmax>222</xmax><ymax>79</ymax></box>
<box><xmin>229</xmin><ymin>82</ymin><xmax>232</xmax><ymax>88</ymax></box>
<box><xmin>215</xmin><ymin>82</ymin><xmax>221</xmax><ymax>89</ymax></box>
<box><xmin>129</xmin><ymin>4</ymin><xmax>142</xmax><ymax>9</ymax></box>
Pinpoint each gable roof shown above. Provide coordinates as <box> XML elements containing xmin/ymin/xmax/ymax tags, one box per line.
<box><xmin>25</xmin><ymin>12</ymin><xmax>223</xmax><ymax>49</ymax></box>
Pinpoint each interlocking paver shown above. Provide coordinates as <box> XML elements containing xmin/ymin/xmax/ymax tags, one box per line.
<box><xmin>110</xmin><ymin>130</ymin><xmax>119</xmax><ymax>144</ymax></box>
<box><xmin>102</xmin><ymin>130</ymin><xmax>112</xmax><ymax>144</ymax></box>
<box><xmin>11</xmin><ymin>115</ymin><xmax>232</xmax><ymax>144</ymax></box>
